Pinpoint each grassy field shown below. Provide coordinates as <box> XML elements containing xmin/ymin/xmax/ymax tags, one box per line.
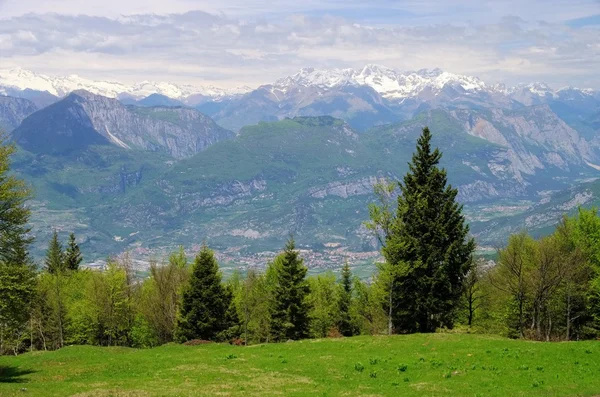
<box><xmin>0</xmin><ymin>333</ymin><xmax>599</xmax><ymax>396</ymax></box>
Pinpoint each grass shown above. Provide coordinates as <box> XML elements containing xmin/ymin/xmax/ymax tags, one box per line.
<box><xmin>1</xmin><ymin>334</ymin><xmax>599</xmax><ymax>396</ymax></box>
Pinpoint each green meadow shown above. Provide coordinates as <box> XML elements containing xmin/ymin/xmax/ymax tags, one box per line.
<box><xmin>1</xmin><ymin>333</ymin><xmax>598</xmax><ymax>396</ymax></box>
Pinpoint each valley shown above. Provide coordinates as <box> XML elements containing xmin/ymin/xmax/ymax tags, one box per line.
<box><xmin>0</xmin><ymin>65</ymin><xmax>599</xmax><ymax>270</ymax></box>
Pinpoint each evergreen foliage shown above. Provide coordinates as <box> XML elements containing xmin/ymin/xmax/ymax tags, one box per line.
<box><xmin>64</xmin><ymin>233</ymin><xmax>82</xmax><ymax>271</ymax></box>
<box><xmin>0</xmin><ymin>134</ymin><xmax>32</xmax><ymax>265</ymax></box>
<box><xmin>0</xmin><ymin>133</ymin><xmax>36</xmax><ymax>354</ymax></box>
<box><xmin>175</xmin><ymin>246</ymin><xmax>232</xmax><ymax>342</ymax></box>
<box><xmin>378</xmin><ymin>127</ymin><xmax>475</xmax><ymax>333</ymax></box>
<box><xmin>45</xmin><ymin>231</ymin><xmax>64</xmax><ymax>274</ymax></box>
<box><xmin>270</xmin><ymin>238</ymin><xmax>311</xmax><ymax>341</ymax></box>
<box><xmin>338</xmin><ymin>262</ymin><xmax>355</xmax><ymax>336</ymax></box>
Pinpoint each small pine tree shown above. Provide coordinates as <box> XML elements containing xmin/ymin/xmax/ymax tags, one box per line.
<box><xmin>45</xmin><ymin>230</ymin><xmax>65</xmax><ymax>274</ymax></box>
<box><xmin>270</xmin><ymin>238</ymin><xmax>310</xmax><ymax>341</ymax></box>
<box><xmin>338</xmin><ymin>262</ymin><xmax>354</xmax><ymax>336</ymax></box>
<box><xmin>175</xmin><ymin>246</ymin><xmax>231</xmax><ymax>342</ymax></box>
<box><xmin>64</xmin><ymin>233</ymin><xmax>83</xmax><ymax>271</ymax></box>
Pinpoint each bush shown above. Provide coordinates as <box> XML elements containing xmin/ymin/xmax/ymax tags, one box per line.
<box><xmin>131</xmin><ymin>316</ymin><xmax>159</xmax><ymax>348</ymax></box>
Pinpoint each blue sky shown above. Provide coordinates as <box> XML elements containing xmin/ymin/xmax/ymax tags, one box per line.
<box><xmin>0</xmin><ymin>0</ymin><xmax>599</xmax><ymax>88</ymax></box>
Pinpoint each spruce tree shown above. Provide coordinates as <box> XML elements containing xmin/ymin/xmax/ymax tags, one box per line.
<box><xmin>45</xmin><ymin>230</ymin><xmax>65</xmax><ymax>274</ymax></box>
<box><xmin>270</xmin><ymin>238</ymin><xmax>310</xmax><ymax>341</ymax></box>
<box><xmin>0</xmin><ymin>134</ymin><xmax>32</xmax><ymax>264</ymax></box>
<box><xmin>0</xmin><ymin>132</ymin><xmax>36</xmax><ymax>354</ymax></box>
<box><xmin>337</xmin><ymin>262</ymin><xmax>354</xmax><ymax>336</ymax></box>
<box><xmin>175</xmin><ymin>246</ymin><xmax>231</xmax><ymax>342</ymax></box>
<box><xmin>65</xmin><ymin>233</ymin><xmax>83</xmax><ymax>271</ymax></box>
<box><xmin>382</xmin><ymin>127</ymin><xmax>475</xmax><ymax>333</ymax></box>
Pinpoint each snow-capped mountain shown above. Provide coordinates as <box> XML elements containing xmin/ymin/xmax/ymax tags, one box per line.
<box><xmin>268</xmin><ymin>64</ymin><xmax>599</xmax><ymax>104</ymax></box>
<box><xmin>271</xmin><ymin>65</ymin><xmax>491</xmax><ymax>100</ymax></box>
<box><xmin>205</xmin><ymin>64</ymin><xmax>599</xmax><ymax>131</ymax></box>
<box><xmin>0</xmin><ymin>67</ymin><xmax>251</xmax><ymax>101</ymax></box>
<box><xmin>2</xmin><ymin>64</ymin><xmax>598</xmax><ymax>133</ymax></box>
<box><xmin>2</xmin><ymin>65</ymin><xmax>596</xmax><ymax>106</ymax></box>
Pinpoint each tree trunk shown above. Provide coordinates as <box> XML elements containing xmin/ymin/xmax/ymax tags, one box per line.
<box><xmin>518</xmin><ymin>293</ymin><xmax>524</xmax><ymax>338</ymax></box>
<box><xmin>546</xmin><ymin>308</ymin><xmax>551</xmax><ymax>342</ymax></box>
<box><xmin>535</xmin><ymin>302</ymin><xmax>542</xmax><ymax>340</ymax></box>
<box><xmin>38</xmin><ymin>322</ymin><xmax>47</xmax><ymax>351</ymax></box>
<box><xmin>566</xmin><ymin>293</ymin><xmax>571</xmax><ymax>341</ymax></box>
<box><xmin>468</xmin><ymin>296</ymin><xmax>474</xmax><ymax>326</ymax></box>
<box><xmin>30</xmin><ymin>316</ymin><xmax>33</xmax><ymax>353</ymax></box>
<box><xmin>387</xmin><ymin>283</ymin><xmax>393</xmax><ymax>336</ymax></box>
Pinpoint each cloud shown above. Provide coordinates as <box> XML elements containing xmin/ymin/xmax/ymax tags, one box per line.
<box><xmin>0</xmin><ymin>7</ymin><xmax>599</xmax><ymax>89</ymax></box>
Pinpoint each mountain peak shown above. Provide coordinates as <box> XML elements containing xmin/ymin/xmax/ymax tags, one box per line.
<box><xmin>415</xmin><ymin>68</ymin><xmax>444</xmax><ymax>78</ymax></box>
<box><xmin>0</xmin><ymin>68</ymin><xmax>250</xmax><ymax>101</ymax></box>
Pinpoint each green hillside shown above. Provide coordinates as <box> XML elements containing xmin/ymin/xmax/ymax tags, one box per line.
<box><xmin>1</xmin><ymin>334</ymin><xmax>599</xmax><ymax>396</ymax></box>
<box><xmin>11</xmin><ymin>111</ymin><xmax>596</xmax><ymax>264</ymax></box>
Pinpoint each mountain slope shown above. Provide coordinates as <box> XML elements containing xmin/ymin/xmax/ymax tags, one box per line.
<box><xmin>136</xmin><ymin>94</ymin><xmax>186</xmax><ymax>108</ymax></box>
<box><xmin>0</xmin><ymin>96</ymin><xmax>38</xmax><ymax>132</ymax></box>
<box><xmin>14</xmin><ymin>107</ymin><xmax>593</xmax><ymax>262</ymax></box>
<box><xmin>201</xmin><ymin>83</ymin><xmax>401</xmax><ymax>132</ymax></box>
<box><xmin>12</xmin><ymin>91</ymin><xmax>234</xmax><ymax>158</ymax></box>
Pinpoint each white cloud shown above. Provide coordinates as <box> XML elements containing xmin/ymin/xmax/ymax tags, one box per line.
<box><xmin>0</xmin><ymin>8</ymin><xmax>598</xmax><ymax>89</ymax></box>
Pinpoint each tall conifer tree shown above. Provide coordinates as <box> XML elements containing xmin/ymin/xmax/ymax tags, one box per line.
<box><xmin>0</xmin><ymin>133</ymin><xmax>36</xmax><ymax>354</ymax></box>
<box><xmin>45</xmin><ymin>230</ymin><xmax>64</xmax><ymax>274</ymax></box>
<box><xmin>382</xmin><ymin>127</ymin><xmax>475</xmax><ymax>332</ymax></box>
<box><xmin>270</xmin><ymin>238</ymin><xmax>310</xmax><ymax>341</ymax></box>
<box><xmin>65</xmin><ymin>233</ymin><xmax>83</xmax><ymax>271</ymax></box>
<box><xmin>175</xmin><ymin>246</ymin><xmax>231</xmax><ymax>341</ymax></box>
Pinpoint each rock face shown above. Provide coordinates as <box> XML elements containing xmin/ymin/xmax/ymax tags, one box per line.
<box><xmin>12</xmin><ymin>90</ymin><xmax>234</xmax><ymax>158</ymax></box>
<box><xmin>308</xmin><ymin>177</ymin><xmax>378</xmax><ymax>199</ymax></box>
<box><xmin>453</xmin><ymin>105</ymin><xmax>595</xmax><ymax>182</ymax></box>
<box><xmin>0</xmin><ymin>96</ymin><xmax>37</xmax><ymax>131</ymax></box>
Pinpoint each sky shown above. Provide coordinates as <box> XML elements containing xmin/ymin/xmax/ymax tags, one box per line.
<box><xmin>0</xmin><ymin>0</ymin><xmax>599</xmax><ymax>89</ymax></box>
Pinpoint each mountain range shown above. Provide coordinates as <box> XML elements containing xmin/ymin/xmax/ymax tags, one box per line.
<box><xmin>1</xmin><ymin>65</ymin><xmax>599</xmax><ymax>268</ymax></box>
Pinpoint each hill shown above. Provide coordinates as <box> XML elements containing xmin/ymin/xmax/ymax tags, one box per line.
<box><xmin>0</xmin><ymin>334</ymin><xmax>598</xmax><ymax>396</ymax></box>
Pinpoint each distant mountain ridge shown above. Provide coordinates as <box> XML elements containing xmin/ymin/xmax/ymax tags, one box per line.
<box><xmin>12</xmin><ymin>90</ymin><xmax>234</xmax><ymax>158</ymax></box>
<box><xmin>196</xmin><ymin>65</ymin><xmax>599</xmax><ymax>131</ymax></box>
<box><xmin>0</xmin><ymin>67</ymin><xmax>251</xmax><ymax>102</ymax></box>
<box><xmin>2</xmin><ymin>65</ymin><xmax>597</xmax><ymax>107</ymax></box>
<box><xmin>2</xmin><ymin>64</ymin><xmax>599</xmax><ymax>265</ymax></box>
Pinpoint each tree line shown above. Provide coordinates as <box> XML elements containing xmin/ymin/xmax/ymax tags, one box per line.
<box><xmin>1</xmin><ymin>129</ymin><xmax>600</xmax><ymax>355</ymax></box>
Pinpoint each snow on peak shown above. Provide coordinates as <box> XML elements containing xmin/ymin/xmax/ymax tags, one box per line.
<box><xmin>3</xmin><ymin>65</ymin><xmax>595</xmax><ymax>104</ymax></box>
<box><xmin>0</xmin><ymin>68</ymin><xmax>250</xmax><ymax>100</ymax></box>
<box><xmin>507</xmin><ymin>82</ymin><xmax>557</xmax><ymax>97</ymax></box>
<box><xmin>272</xmin><ymin>65</ymin><xmax>490</xmax><ymax>99</ymax></box>
<box><xmin>274</xmin><ymin>67</ymin><xmax>356</xmax><ymax>91</ymax></box>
